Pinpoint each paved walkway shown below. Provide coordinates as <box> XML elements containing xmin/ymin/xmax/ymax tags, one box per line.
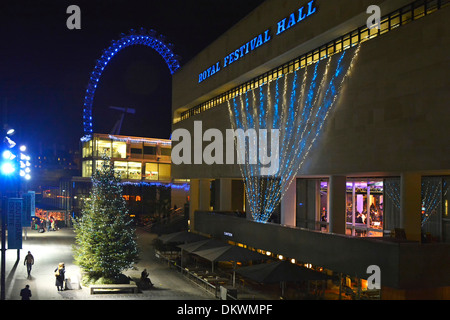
<box><xmin>4</xmin><ymin>227</ymin><xmax>214</xmax><ymax>300</ymax></box>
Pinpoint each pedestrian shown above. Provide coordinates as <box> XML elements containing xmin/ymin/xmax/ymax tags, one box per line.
<box><xmin>140</xmin><ymin>268</ymin><xmax>153</xmax><ymax>289</ymax></box>
<box><xmin>54</xmin><ymin>262</ymin><xmax>65</xmax><ymax>291</ymax></box>
<box><xmin>24</xmin><ymin>251</ymin><xmax>34</xmax><ymax>279</ymax></box>
<box><xmin>20</xmin><ymin>285</ymin><xmax>32</xmax><ymax>300</ymax></box>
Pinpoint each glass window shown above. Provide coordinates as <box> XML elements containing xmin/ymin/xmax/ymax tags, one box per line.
<box><xmin>114</xmin><ymin>161</ymin><xmax>128</xmax><ymax>179</ymax></box>
<box><xmin>380</xmin><ymin>17</ymin><xmax>390</xmax><ymax>34</ymax></box>
<box><xmin>343</xmin><ymin>35</ymin><xmax>351</xmax><ymax>49</ymax></box>
<box><xmin>127</xmin><ymin>162</ymin><xmax>142</xmax><ymax>180</ymax></box>
<box><xmin>112</xmin><ymin>141</ymin><xmax>126</xmax><ymax>158</ymax></box>
<box><xmin>384</xmin><ymin>177</ymin><xmax>401</xmax><ymax>232</ymax></box>
<box><xmin>131</xmin><ymin>148</ymin><xmax>142</xmax><ymax>155</ymax></box>
<box><xmin>159</xmin><ymin>163</ymin><xmax>171</xmax><ymax>181</ymax></box>
<box><xmin>346</xmin><ymin>179</ymin><xmax>384</xmax><ymax>237</ymax></box>
<box><xmin>82</xmin><ymin>140</ymin><xmax>92</xmax><ymax>158</ymax></box>
<box><xmin>390</xmin><ymin>13</ymin><xmax>401</xmax><ymax>29</ymax></box>
<box><xmin>96</xmin><ymin>139</ymin><xmax>111</xmax><ymax>157</ymax></box>
<box><xmin>296</xmin><ymin>179</ymin><xmax>327</xmax><ymax>231</ymax></box>
<box><xmin>401</xmin><ymin>8</ymin><xmax>413</xmax><ymax>25</ymax></box>
<box><xmin>144</xmin><ymin>146</ymin><xmax>156</xmax><ymax>155</ymax></box>
<box><xmin>145</xmin><ymin>163</ymin><xmax>158</xmax><ymax>180</ymax></box>
<box><xmin>160</xmin><ymin>147</ymin><xmax>171</xmax><ymax>156</ymax></box>
<box><xmin>443</xmin><ymin>177</ymin><xmax>450</xmax><ymax>243</ymax></box>
<box><xmin>82</xmin><ymin>160</ymin><xmax>92</xmax><ymax>177</ymax></box>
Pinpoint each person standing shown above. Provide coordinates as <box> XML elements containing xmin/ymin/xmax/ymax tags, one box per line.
<box><xmin>24</xmin><ymin>251</ymin><xmax>34</xmax><ymax>279</ymax></box>
<box><xmin>54</xmin><ymin>262</ymin><xmax>65</xmax><ymax>291</ymax></box>
<box><xmin>20</xmin><ymin>285</ymin><xmax>32</xmax><ymax>300</ymax></box>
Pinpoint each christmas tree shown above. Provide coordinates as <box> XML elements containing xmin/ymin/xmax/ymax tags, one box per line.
<box><xmin>73</xmin><ymin>155</ymin><xmax>139</xmax><ymax>282</ymax></box>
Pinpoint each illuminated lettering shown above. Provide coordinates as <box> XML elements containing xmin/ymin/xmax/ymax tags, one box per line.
<box><xmin>223</xmin><ymin>29</ymin><xmax>271</xmax><ymax>69</ymax></box>
<box><xmin>276</xmin><ymin>0</ymin><xmax>317</xmax><ymax>35</ymax></box>
<box><xmin>298</xmin><ymin>6</ymin><xmax>307</xmax><ymax>22</ymax></box>
<box><xmin>198</xmin><ymin>61</ymin><xmax>221</xmax><ymax>83</ymax></box>
<box><xmin>197</xmin><ymin>0</ymin><xmax>318</xmax><ymax>84</ymax></box>
<box><xmin>276</xmin><ymin>18</ymin><xmax>286</xmax><ymax>35</ymax></box>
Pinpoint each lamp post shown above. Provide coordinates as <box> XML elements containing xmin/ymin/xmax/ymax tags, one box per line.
<box><xmin>0</xmin><ymin>128</ymin><xmax>31</xmax><ymax>300</ymax></box>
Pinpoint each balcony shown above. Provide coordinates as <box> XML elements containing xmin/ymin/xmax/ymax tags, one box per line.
<box><xmin>194</xmin><ymin>211</ymin><xmax>450</xmax><ymax>290</ymax></box>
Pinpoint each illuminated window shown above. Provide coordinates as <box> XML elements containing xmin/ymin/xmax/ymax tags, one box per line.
<box><xmin>82</xmin><ymin>160</ymin><xmax>92</xmax><ymax>177</ymax></box>
<box><xmin>128</xmin><ymin>162</ymin><xmax>142</xmax><ymax>180</ymax></box>
<box><xmin>82</xmin><ymin>140</ymin><xmax>93</xmax><ymax>158</ymax></box>
<box><xmin>159</xmin><ymin>163</ymin><xmax>171</xmax><ymax>181</ymax></box>
<box><xmin>114</xmin><ymin>161</ymin><xmax>128</xmax><ymax>179</ymax></box>
<box><xmin>145</xmin><ymin>163</ymin><xmax>158</xmax><ymax>180</ymax></box>
<box><xmin>96</xmin><ymin>139</ymin><xmax>111</xmax><ymax>157</ymax></box>
<box><xmin>112</xmin><ymin>141</ymin><xmax>126</xmax><ymax>158</ymax></box>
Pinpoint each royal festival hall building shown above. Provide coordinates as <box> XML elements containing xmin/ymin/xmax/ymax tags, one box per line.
<box><xmin>171</xmin><ymin>0</ymin><xmax>450</xmax><ymax>299</ymax></box>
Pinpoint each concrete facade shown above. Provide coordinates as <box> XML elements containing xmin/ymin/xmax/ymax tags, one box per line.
<box><xmin>170</xmin><ymin>0</ymin><xmax>450</xmax><ymax>297</ymax></box>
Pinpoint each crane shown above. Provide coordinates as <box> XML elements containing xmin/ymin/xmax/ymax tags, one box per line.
<box><xmin>109</xmin><ymin>106</ymin><xmax>135</xmax><ymax>135</ymax></box>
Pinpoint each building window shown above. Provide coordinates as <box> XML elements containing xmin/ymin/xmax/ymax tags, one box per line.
<box><xmin>144</xmin><ymin>145</ymin><xmax>156</xmax><ymax>155</ymax></box>
<box><xmin>112</xmin><ymin>141</ymin><xmax>126</xmax><ymax>158</ymax></box>
<box><xmin>160</xmin><ymin>147</ymin><xmax>171</xmax><ymax>157</ymax></box>
<box><xmin>145</xmin><ymin>163</ymin><xmax>159</xmax><ymax>180</ymax></box>
<box><xmin>296</xmin><ymin>178</ymin><xmax>329</xmax><ymax>232</ymax></box>
<box><xmin>128</xmin><ymin>162</ymin><xmax>142</xmax><ymax>180</ymax></box>
<box><xmin>159</xmin><ymin>163</ymin><xmax>171</xmax><ymax>181</ymax></box>
<box><xmin>114</xmin><ymin>161</ymin><xmax>128</xmax><ymax>179</ymax></box>
<box><xmin>82</xmin><ymin>160</ymin><xmax>92</xmax><ymax>177</ymax></box>
<box><xmin>95</xmin><ymin>138</ymin><xmax>111</xmax><ymax>157</ymax></box>
<box><xmin>82</xmin><ymin>140</ymin><xmax>93</xmax><ymax>158</ymax></box>
<box><xmin>346</xmin><ymin>179</ymin><xmax>384</xmax><ymax>237</ymax></box>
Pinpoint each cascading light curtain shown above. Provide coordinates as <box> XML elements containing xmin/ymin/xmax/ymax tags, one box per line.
<box><xmin>227</xmin><ymin>46</ymin><xmax>360</xmax><ymax>223</ymax></box>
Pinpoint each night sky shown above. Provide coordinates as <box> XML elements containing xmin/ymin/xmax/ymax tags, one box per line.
<box><xmin>0</xmin><ymin>0</ymin><xmax>265</xmax><ymax>155</ymax></box>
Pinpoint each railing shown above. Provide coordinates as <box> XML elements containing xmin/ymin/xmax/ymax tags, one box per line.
<box><xmin>155</xmin><ymin>251</ymin><xmax>238</xmax><ymax>299</ymax></box>
<box><xmin>175</xmin><ymin>0</ymin><xmax>450</xmax><ymax>124</ymax></box>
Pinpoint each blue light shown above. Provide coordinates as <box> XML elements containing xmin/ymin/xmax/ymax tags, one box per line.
<box><xmin>227</xmin><ymin>46</ymin><xmax>360</xmax><ymax>223</ymax></box>
<box><xmin>1</xmin><ymin>162</ymin><xmax>15</xmax><ymax>175</ymax></box>
<box><xmin>2</xmin><ymin>150</ymin><xmax>14</xmax><ymax>160</ymax></box>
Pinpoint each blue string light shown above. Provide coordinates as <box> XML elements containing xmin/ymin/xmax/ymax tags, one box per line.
<box><xmin>227</xmin><ymin>46</ymin><xmax>360</xmax><ymax>223</ymax></box>
<box><xmin>120</xmin><ymin>181</ymin><xmax>190</xmax><ymax>192</ymax></box>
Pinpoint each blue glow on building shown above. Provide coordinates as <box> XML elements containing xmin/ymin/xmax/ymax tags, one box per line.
<box><xmin>227</xmin><ymin>46</ymin><xmax>360</xmax><ymax>223</ymax></box>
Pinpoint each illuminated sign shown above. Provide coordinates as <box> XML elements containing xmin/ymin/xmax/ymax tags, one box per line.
<box><xmin>198</xmin><ymin>0</ymin><xmax>318</xmax><ymax>84</ymax></box>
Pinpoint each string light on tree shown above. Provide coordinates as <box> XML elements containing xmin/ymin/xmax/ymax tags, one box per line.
<box><xmin>73</xmin><ymin>154</ymin><xmax>139</xmax><ymax>281</ymax></box>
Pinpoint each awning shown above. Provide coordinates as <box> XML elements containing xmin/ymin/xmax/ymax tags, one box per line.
<box><xmin>236</xmin><ymin>260</ymin><xmax>332</xmax><ymax>283</ymax></box>
<box><xmin>178</xmin><ymin>239</ymin><xmax>226</xmax><ymax>253</ymax></box>
<box><xmin>194</xmin><ymin>245</ymin><xmax>267</xmax><ymax>263</ymax></box>
<box><xmin>158</xmin><ymin>231</ymin><xmax>207</xmax><ymax>244</ymax></box>
<box><xmin>193</xmin><ymin>245</ymin><xmax>268</xmax><ymax>286</ymax></box>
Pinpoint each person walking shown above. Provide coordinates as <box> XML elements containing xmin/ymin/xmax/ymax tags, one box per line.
<box><xmin>24</xmin><ymin>251</ymin><xmax>34</xmax><ymax>279</ymax></box>
<box><xmin>54</xmin><ymin>262</ymin><xmax>65</xmax><ymax>291</ymax></box>
<box><xmin>20</xmin><ymin>285</ymin><xmax>32</xmax><ymax>300</ymax></box>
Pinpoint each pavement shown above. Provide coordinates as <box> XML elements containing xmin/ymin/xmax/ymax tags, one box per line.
<box><xmin>3</xmin><ymin>227</ymin><xmax>215</xmax><ymax>301</ymax></box>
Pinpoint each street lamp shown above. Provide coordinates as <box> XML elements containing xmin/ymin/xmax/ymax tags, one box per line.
<box><xmin>1</xmin><ymin>129</ymin><xmax>32</xmax><ymax>300</ymax></box>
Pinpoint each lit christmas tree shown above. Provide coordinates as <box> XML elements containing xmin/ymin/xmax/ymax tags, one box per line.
<box><xmin>73</xmin><ymin>155</ymin><xmax>139</xmax><ymax>282</ymax></box>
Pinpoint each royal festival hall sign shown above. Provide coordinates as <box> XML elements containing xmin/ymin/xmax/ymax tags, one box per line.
<box><xmin>198</xmin><ymin>0</ymin><xmax>318</xmax><ymax>84</ymax></box>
